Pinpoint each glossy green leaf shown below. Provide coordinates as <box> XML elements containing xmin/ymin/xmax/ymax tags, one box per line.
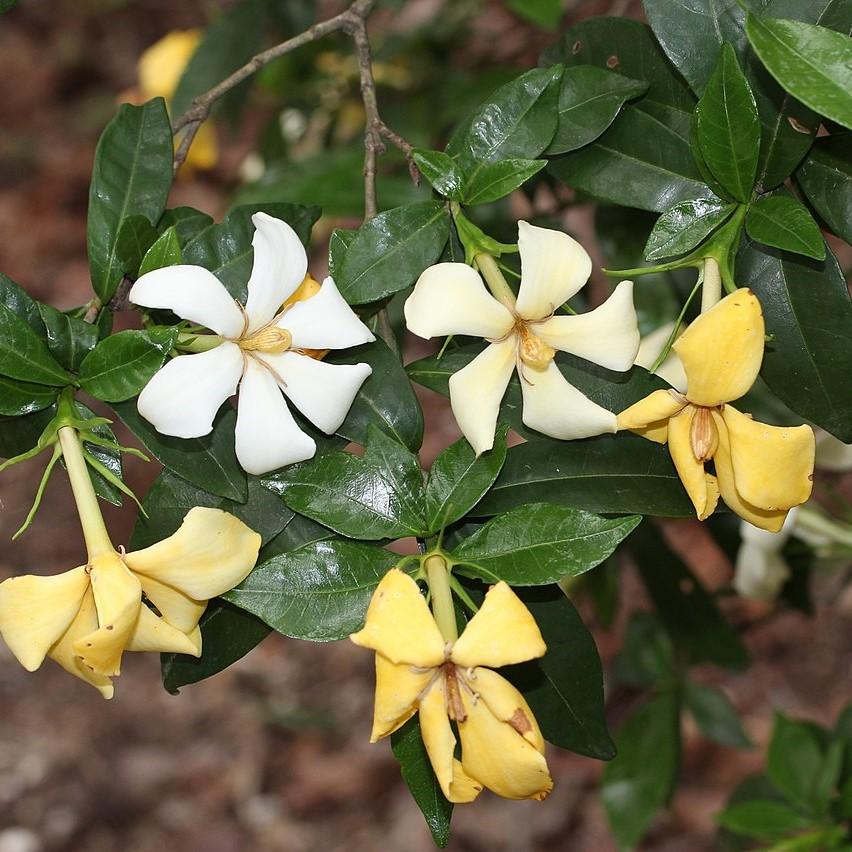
<box><xmin>545</xmin><ymin>65</ymin><xmax>647</xmax><ymax>155</ymax></box>
<box><xmin>644</xmin><ymin>197</ymin><xmax>737</xmax><ymax>260</ymax></box>
<box><xmin>738</xmin><ymin>240</ymin><xmax>852</xmax><ymax>442</ymax></box>
<box><xmin>112</xmin><ymin>400</ymin><xmax>247</xmax><ymax>502</ymax></box>
<box><xmin>0</xmin><ymin>376</ymin><xmax>58</xmax><ymax>417</ymax></box>
<box><xmin>506</xmin><ymin>585</ymin><xmax>615</xmax><ymax>759</ymax></box>
<box><xmin>139</xmin><ymin>226</ymin><xmax>182</xmax><ymax>276</ymax></box>
<box><xmin>78</xmin><ymin>328</ymin><xmax>177</xmax><ymax>402</ymax></box>
<box><xmin>87</xmin><ymin>99</ymin><xmax>173</xmax><ymax>301</ymax></box>
<box><xmin>391</xmin><ymin>718</ymin><xmax>453</xmax><ymax>848</ymax></box>
<box><xmin>0</xmin><ymin>406</ymin><xmax>55</xmax><ymax>460</ymax></box>
<box><xmin>114</xmin><ymin>214</ymin><xmax>158</xmax><ymax>279</ymax></box>
<box><xmin>224</xmin><ymin>539</ymin><xmax>399</xmax><ymax>641</ymax></box>
<box><xmin>264</xmin><ymin>427</ymin><xmax>427</xmax><ymax>539</ymax></box>
<box><xmin>411</xmin><ymin>149</ymin><xmax>465</xmax><ymax>200</ymax></box>
<box><xmin>745</xmin><ymin>194</ymin><xmax>825</xmax><ymax>259</ymax></box>
<box><xmin>423</xmin><ymin>429</ymin><xmax>507</xmax><ymax>532</ymax></box>
<box><xmin>685</xmin><ymin>683</ymin><xmax>752</xmax><ymax>748</ymax></box>
<box><xmin>717</xmin><ymin>800</ymin><xmax>814</xmax><ymax>837</ymax></box>
<box><xmin>453</xmin><ymin>503</ymin><xmax>640</xmax><ymax>585</ymax></box>
<box><xmin>182</xmin><ymin>202</ymin><xmax>320</xmax><ymax>301</ymax></box>
<box><xmin>36</xmin><ymin>304</ymin><xmax>99</xmax><ymax>372</ymax></box>
<box><xmin>767</xmin><ymin>713</ymin><xmax>829</xmax><ymax>813</ymax></box>
<box><xmin>335</xmin><ymin>201</ymin><xmax>449</xmax><ymax>305</ymax></box>
<box><xmin>157</xmin><ymin>206</ymin><xmax>214</xmax><ymax>246</ymax></box>
<box><xmin>463</xmin><ymin>158</ymin><xmax>546</xmax><ymax>205</ymax></box>
<box><xmin>796</xmin><ymin>133</ymin><xmax>852</xmax><ymax>242</ymax></box>
<box><xmin>327</xmin><ymin>228</ymin><xmax>357</xmax><ymax>281</ymax></box>
<box><xmin>0</xmin><ymin>272</ymin><xmax>42</xmax><ymax>333</ymax></box>
<box><xmin>71</xmin><ymin>401</ymin><xmax>125</xmax><ymax>507</ymax></box>
<box><xmin>746</xmin><ymin>14</ymin><xmax>852</xmax><ymax>129</ymax></box>
<box><xmin>696</xmin><ymin>44</ymin><xmax>761</xmax><ymax>202</ymax></box>
<box><xmin>330</xmin><ymin>339</ymin><xmax>423</xmax><ymax>453</ymax></box>
<box><xmin>0</xmin><ymin>303</ymin><xmax>71</xmax><ymax>386</ymax></box>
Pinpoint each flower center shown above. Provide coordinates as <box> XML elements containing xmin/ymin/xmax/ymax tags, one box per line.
<box><xmin>517</xmin><ymin>324</ymin><xmax>555</xmax><ymax>371</ymax></box>
<box><xmin>442</xmin><ymin>662</ymin><xmax>467</xmax><ymax>722</ymax></box>
<box><xmin>239</xmin><ymin>326</ymin><xmax>292</xmax><ymax>354</ymax></box>
<box><xmin>690</xmin><ymin>405</ymin><xmax>719</xmax><ymax>461</ymax></box>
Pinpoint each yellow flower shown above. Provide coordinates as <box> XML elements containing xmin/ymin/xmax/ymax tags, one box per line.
<box><xmin>0</xmin><ymin>507</ymin><xmax>260</xmax><ymax>698</ymax></box>
<box><xmin>617</xmin><ymin>289</ymin><xmax>815</xmax><ymax>532</ymax></box>
<box><xmin>350</xmin><ymin>569</ymin><xmax>553</xmax><ymax>802</ymax></box>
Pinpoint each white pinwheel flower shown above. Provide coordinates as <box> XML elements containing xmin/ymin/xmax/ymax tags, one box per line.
<box><xmin>129</xmin><ymin>213</ymin><xmax>375</xmax><ymax>475</ymax></box>
<box><xmin>404</xmin><ymin>221</ymin><xmax>640</xmax><ymax>454</ymax></box>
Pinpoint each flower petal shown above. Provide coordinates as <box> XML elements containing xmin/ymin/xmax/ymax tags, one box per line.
<box><xmin>279</xmin><ymin>277</ymin><xmax>375</xmax><ymax>351</ymax></box>
<box><xmin>137</xmin><ymin>342</ymin><xmax>244</xmax><ymax>439</ymax></box>
<box><xmin>75</xmin><ymin>553</ymin><xmax>142</xmax><ymax>677</ymax></box>
<box><xmin>419</xmin><ymin>680</ymin><xmax>482</xmax><ymax>803</ymax></box>
<box><xmin>370</xmin><ymin>652</ymin><xmax>434</xmax><ymax>742</ymax></box>
<box><xmin>722</xmin><ymin>406</ymin><xmax>815</xmax><ymax>511</ymax></box>
<box><xmin>258</xmin><ymin>352</ymin><xmax>371</xmax><ymax>434</ymax></box>
<box><xmin>458</xmin><ymin>676</ymin><xmax>553</xmax><ymax>801</ymax></box>
<box><xmin>515</xmin><ymin>220</ymin><xmax>592</xmax><ymax>321</ymax></box>
<box><xmin>404</xmin><ymin>263</ymin><xmax>514</xmax><ymax>340</ymax></box>
<box><xmin>138</xmin><ymin>30</ymin><xmax>200</xmax><ymax>99</ymax></box>
<box><xmin>673</xmin><ymin>288</ymin><xmax>764</xmax><ymax>407</ymax></box>
<box><xmin>125</xmin><ymin>506</ymin><xmax>261</xmax><ymax>602</ymax></box>
<box><xmin>617</xmin><ymin>389</ymin><xmax>687</xmax><ymax>444</ymax></box>
<box><xmin>451</xmin><ymin>582</ymin><xmax>545</xmax><ymax>669</ymax></box>
<box><xmin>0</xmin><ymin>566</ymin><xmax>89</xmax><ymax>671</ymax></box>
<box><xmin>350</xmin><ymin>569</ymin><xmax>445</xmax><ymax>668</ymax></box>
<box><xmin>521</xmin><ymin>361</ymin><xmax>616</xmax><ymax>440</ymax></box>
<box><xmin>448</xmin><ymin>339</ymin><xmax>516</xmax><ymax>456</ymax></box>
<box><xmin>534</xmin><ymin>281</ymin><xmax>640</xmax><ymax>371</ymax></box>
<box><xmin>635</xmin><ymin>324</ymin><xmax>688</xmax><ymax>393</ymax></box>
<box><xmin>134</xmin><ymin>575</ymin><xmax>206</xmax><ymax>635</ymax></box>
<box><xmin>734</xmin><ymin>542</ymin><xmax>792</xmax><ymax>600</ymax></box>
<box><xmin>235</xmin><ymin>357</ymin><xmax>316</xmax><ymax>475</ymax></box>
<box><xmin>471</xmin><ymin>667</ymin><xmax>546</xmax><ymax>753</ymax></box>
<box><xmin>243</xmin><ymin>214</ymin><xmax>308</xmax><ymax>331</ymax></box>
<box><xmin>129</xmin><ymin>265</ymin><xmax>244</xmax><ymax>337</ymax></box>
<box><xmin>125</xmin><ymin>604</ymin><xmax>201</xmax><ymax>656</ymax></box>
<box><xmin>668</xmin><ymin>407</ymin><xmax>719</xmax><ymax>520</ymax></box>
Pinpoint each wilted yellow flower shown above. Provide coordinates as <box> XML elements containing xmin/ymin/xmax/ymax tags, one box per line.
<box><xmin>618</xmin><ymin>289</ymin><xmax>814</xmax><ymax>531</ymax></box>
<box><xmin>351</xmin><ymin>569</ymin><xmax>553</xmax><ymax>802</ymax></box>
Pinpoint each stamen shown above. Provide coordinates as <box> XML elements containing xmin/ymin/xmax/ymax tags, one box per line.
<box><xmin>517</xmin><ymin>324</ymin><xmax>555</xmax><ymax>371</ymax></box>
<box><xmin>239</xmin><ymin>327</ymin><xmax>292</xmax><ymax>354</ymax></box>
<box><xmin>443</xmin><ymin>663</ymin><xmax>467</xmax><ymax>722</ymax></box>
<box><xmin>690</xmin><ymin>406</ymin><xmax>718</xmax><ymax>461</ymax></box>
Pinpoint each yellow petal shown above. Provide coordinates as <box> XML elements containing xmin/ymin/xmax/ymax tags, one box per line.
<box><xmin>137</xmin><ymin>574</ymin><xmax>206</xmax><ymax>635</ymax></box>
<box><xmin>634</xmin><ymin>324</ymin><xmax>688</xmax><ymax>393</ymax></box>
<box><xmin>47</xmin><ymin>587</ymin><xmax>114</xmax><ymax>699</ymax></box>
<box><xmin>180</xmin><ymin>121</ymin><xmax>218</xmax><ymax>174</ymax></box>
<box><xmin>125</xmin><ymin>604</ymin><xmax>201</xmax><ymax>656</ymax></box>
<box><xmin>350</xmin><ymin>569</ymin><xmax>446</xmax><ymax>668</ymax></box>
<box><xmin>451</xmin><ymin>582</ymin><xmax>545</xmax><ymax>669</ymax></box>
<box><xmin>419</xmin><ymin>680</ymin><xmax>482</xmax><ymax>803</ymax></box>
<box><xmin>668</xmin><ymin>406</ymin><xmax>720</xmax><ymax>520</ymax></box>
<box><xmin>138</xmin><ymin>30</ymin><xmax>201</xmax><ymax>100</ymax></box>
<box><xmin>673</xmin><ymin>288</ymin><xmax>764</xmax><ymax>407</ymax></box>
<box><xmin>124</xmin><ymin>507</ymin><xmax>261</xmax><ymax>601</ymax></box>
<box><xmin>712</xmin><ymin>412</ymin><xmax>788</xmax><ymax>532</ymax></box>
<box><xmin>722</xmin><ymin>406</ymin><xmax>815</xmax><ymax>511</ymax></box>
<box><xmin>186</xmin><ymin>624</ymin><xmax>202</xmax><ymax>655</ymax></box>
<box><xmin>457</xmin><ymin>676</ymin><xmax>553</xmax><ymax>801</ymax></box>
<box><xmin>370</xmin><ymin>652</ymin><xmax>434</xmax><ymax>742</ymax></box>
<box><xmin>0</xmin><ymin>566</ymin><xmax>89</xmax><ymax>671</ymax></box>
<box><xmin>616</xmin><ymin>389</ymin><xmax>687</xmax><ymax>444</ymax></box>
<box><xmin>74</xmin><ymin>553</ymin><xmax>142</xmax><ymax>677</ymax></box>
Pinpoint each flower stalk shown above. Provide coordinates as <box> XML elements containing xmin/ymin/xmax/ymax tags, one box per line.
<box><xmin>701</xmin><ymin>257</ymin><xmax>722</xmax><ymax>313</ymax></box>
<box><xmin>474</xmin><ymin>252</ymin><xmax>516</xmax><ymax>310</ymax></box>
<box><xmin>424</xmin><ymin>553</ymin><xmax>458</xmax><ymax>642</ymax></box>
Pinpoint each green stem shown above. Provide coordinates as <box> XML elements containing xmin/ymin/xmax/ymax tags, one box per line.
<box><xmin>796</xmin><ymin>506</ymin><xmax>852</xmax><ymax>549</ymax></box>
<box><xmin>475</xmin><ymin>252</ymin><xmax>516</xmax><ymax>310</ymax></box>
<box><xmin>12</xmin><ymin>444</ymin><xmax>62</xmax><ymax>540</ymax></box>
<box><xmin>701</xmin><ymin>257</ymin><xmax>722</xmax><ymax>313</ymax></box>
<box><xmin>424</xmin><ymin>553</ymin><xmax>458</xmax><ymax>642</ymax></box>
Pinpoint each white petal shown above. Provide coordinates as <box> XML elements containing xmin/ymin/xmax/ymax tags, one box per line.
<box><xmin>733</xmin><ymin>543</ymin><xmax>791</xmax><ymax>600</ymax></box>
<box><xmin>521</xmin><ymin>361</ymin><xmax>616</xmax><ymax>439</ymax></box>
<box><xmin>634</xmin><ymin>323</ymin><xmax>688</xmax><ymax>392</ymax></box>
<box><xmin>129</xmin><ymin>265</ymin><xmax>244</xmax><ymax>337</ymax></box>
<box><xmin>404</xmin><ymin>263</ymin><xmax>514</xmax><ymax>340</ymax></box>
<box><xmin>278</xmin><ymin>277</ymin><xmax>375</xmax><ymax>351</ymax></box>
<box><xmin>258</xmin><ymin>352</ymin><xmax>371</xmax><ymax>434</ymax></box>
<box><xmin>244</xmin><ymin>213</ymin><xmax>308</xmax><ymax>332</ymax></box>
<box><xmin>534</xmin><ymin>281</ymin><xmax>640</xmax><ymax>371</ymax></box>
<box><xmin>235</xmin><ymin>357</ymin><xmax>316</xmax><ymax>475</ymax></box>
<box><xmin>137</xmin><ymin>342</ymin><xmax>244</xmax><ymax>439</ymax></box>
<box><xmin>515</xmin><ymin>220</ymin><xmax>592</xmax><ymax>321</ymax></box>
<box><xmin>448</xmin><ymin>339</ymin><xmax>517</xmax><ymax>456</ymax></box>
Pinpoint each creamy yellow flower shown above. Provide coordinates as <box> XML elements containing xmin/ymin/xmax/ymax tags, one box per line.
<box><xmin>618</xmin><ymin>289</ymin><xmax>815</xmax><ymax>532</ymax></box>
<box><xmin>351</xmin><ymin>569</ymin><xmax>553</xmax><ymax>802</ymax></box>
<box><xmin>0</xmin><ymin>507</ymin><xmax>260</xmax><ymax>698</ymax></box>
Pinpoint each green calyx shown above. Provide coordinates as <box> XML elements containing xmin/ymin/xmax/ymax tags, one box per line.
<box><xmin>451</xmin><ymin>203</ymin><xmax>517</xmax><ymax>266</ymax></box>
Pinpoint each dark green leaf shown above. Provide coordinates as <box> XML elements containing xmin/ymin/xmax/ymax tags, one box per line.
<box><xmin>0</xmin><ymin>406</ymin><xmax>56</xmax><ymax>459</ymax></box>
<box><xmin>0</xmin><ymin>303</ymin><xmax>71</xmax><ymax>386</ymax></box>
<box><xmin>546</xmin><ymin>65</ymin><xmax>648</xmax><ymax>155</ymax></box>
<box><xmin>411</xmin><ymin>149</ymin><xmax>465</xmax><ymax>200</ymax></box>
<box><xmin>73</xmin><ymin>401</ymin><xmax>125</xmax><ymax>507</ymax></box>
<box><xmin>264</xmin><ymin>427</ymin><xmax>427</xmax><ymax>539</ymax></box>
<box><xmin>224</xmin><ymin>539</ymin><xmax>399</xmax><ymax>641</ymax></box>
<box><xmin>36</xmin><ymin>304</ymin><xmax>99</xmax><ymax>372</ymax></box>
<box><xmin>423</xmin><ymin>429</ymin><xmax>507</xmax><ymax>532</ymax></box>
<box><xmin>114</xmin><ymin>214</ymin><xmax>158</xmax><ymax>278</ymax></box>
<box><xmin>685</xmin><ymin>683</ymin><xmax>752</xmax><ymax>748</ymax></box>
<box><xmin>139</xmin><ymin>226</ymin><xmax>182</xmax><ymax>276</ymax></box>
<box><xmin>746</xmin><ymin>14</ymin><xmax>852</xmax><ymax>129</ymax></box>
<box><xmin>0</xmin><ymin>376</ymin><xmax>58</xmax><ymax>417</ymax></box>
<box><xmin>87</xmin><ymin>99</ymin><xmax>173</xmax><ymax>301</ymax></box>
<box><xmin>157</xmin><ymin>206</ymin><xmax>214</xmax><ymax>246</ymax></box>
<box><xmin>391</xmin><ymin>718</ymin><xmax>453</xmax><ymax>848</ymax></box>
<box><xmin>738</xmin><ymin>240</ymin><xmax>852</xmax><ymax>442</ymax></box>
<box><xmin>463</xmin><ymin>158</ymin><xmax>546</xmax><ymax>205</ymax></box>
<box><xmin>745</xmin><ymin>194</ymin><xmax>825</xmax><ymax>259</ymax></box>
<box><xmin>259</xmin><ymin>512</ymin><xmax>332</xmax><ymax>560</ymax></box>
<box><xmin>328</xmin><ymin>228</ymin><xmax>357</xmax><ymax>280</ymax></box>
<box><xmin>612</xmin><ymin>613</ymin><xmax>676</xmax><ymax>687</ymax></box>
<box><xmin>112</xmin><ymin>400</ymin><xmax>247</xmax><ymax>502</ymax></box>
<box><xmin>335</xmin><ymin>201</ymin><xmax>449</xmax><ymax>305</ymax></box>
<box><xmin>717</xmin><ymin>800</ymin><xmax>814</xmax><ymax>837</ymax></box>
<box><xmin>601</xmin><ymin>692</ymin><xmax>681</xmax><ymax>849</ymax></box>
<box><xmin>78</xmin><ymin>328</ymin><xmax>177</xmax><ymax>402</ymax></box>
<box><xmin>768</xmin><ymin>713</ymin><xmax>828</xmax><ymax>813</ymax></box>
<box><xmin>796</xmin><ymin>134</ymin><xmax>852</xmax><ymax>242</ymax></box>
<box><xmin>506</xmin><ymin>585</ymin><xmax>615</xmax><ymax>759</ymax></box>
<box><xmin>644</xmin><ymin>197</ymin><xmax>737</xmax><ymax>260</ymax></box>
<box><xmin>696</xmin><ymin>44</ymin><xmax>760</xmax><ymax>202</ymax></box>
<box><xmin>505</xmin><ymin>0</ymin><xmax>561</xmax><ymax>29</ymax></box>
<box><xmin>453</xmin><ymin>503</ymin><xmax>640</xmax><ymax>585</ymax></box>
<box><xmin>0</xmin><ymin>272</ymin><xmax>43</xmax><ymax>333</ymax></box>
